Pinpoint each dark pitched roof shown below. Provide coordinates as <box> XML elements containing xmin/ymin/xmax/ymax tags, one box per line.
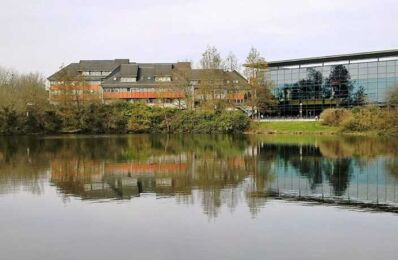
<box><xmin>79</xmin><ymin>59</ymin><xmax>129</xmax><ymax>71</ymax></box>
<box><xmin>120</xmin><ymin>64</ymin><xmax>138</xmax><ymax>77</ymax></box>
<box><xmin>154</xmin><ymin>64</ymin><xmax>173</xmax><ymax>76</ymax></box>
<box><xmin>48</xmin><ymin>59</ymin><xmax>131</xmax><ymax>81</ymax></box>
<box><xmin>189</xmin><ymin>69</ymin><xmax>250</xmax><ymax>88</ymax></box>
<box><xmin>47</xmin><ymin>63</ymin><xmax>79</xmax><ymax>81</ymax></box>
<box><xmin>101</xmin><ymin>63</ymin><xmax>176</xmax><ymax>87</ymax></box>
<box><xmin>48</xmin><ymin>60</ymin><xmax>249</xmax><ymax>88</ymax></box>
<box><xmin>190</xmin><ymin>69</ymin><xmax>245</xmax><ymax>81</ymax></box>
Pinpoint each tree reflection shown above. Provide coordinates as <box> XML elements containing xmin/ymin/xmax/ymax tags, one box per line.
<box><xmin>1</xmin><ymin>135</ymin><xmax>398</xmax><ymax>218</ymax></box>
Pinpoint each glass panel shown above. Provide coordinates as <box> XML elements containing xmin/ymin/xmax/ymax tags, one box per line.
<box><xmin>367</xmin><ymin>61</ymin><xmax>378</xmax><ymax>68</ymax></box>
<box><xmin>387</xmin><ymin>65</ymin><xmax>395</xmax><ymax>73</ymax></box>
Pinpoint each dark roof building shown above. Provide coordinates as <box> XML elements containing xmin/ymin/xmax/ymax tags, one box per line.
<box><xmin>48</xmin><ymin>59</ymin><xmax>250</xmax><ymax>107</ymax></box>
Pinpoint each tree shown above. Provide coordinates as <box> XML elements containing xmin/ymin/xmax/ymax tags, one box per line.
<box><xmin>256</xmin><ymin>82</ymin><xmax>276</xmax><ymax>115</ymax></box>
<box><xmin>243</xmin><ymin>47</ymin><xmax>268</xmax><ymax>117</ymax></box>
<box><xmin>243</xmin><ymin>47</ymin><xmax>265</xmax><ymax>81</ymax></box>
<box><xmin>200</xmin><ymin>46</ymin><xmax>222</xmax><ymax>69</ymax></box>
<box><xmin>54</xmin><ymin>65</ymin><xmax>88</xmax><ymax>110</ymax></box>
<box><xmin>172</xmin><ymin>62</ymin><xmax>193</xmax><ymax>109</ymax></box>
<box><xmin>0</xmin><ymin>67</ymin><xmax>49</xmax><ymax>113</ymax></box>
<box><xmin>0</xmin><ymin>106</ymin><xmax>20</xmax><ymax>134</ymax></box>
<box><xmin>223</xmin><ymin>52</ymin><xmax>239</xmax><ymax>72</ymax></box>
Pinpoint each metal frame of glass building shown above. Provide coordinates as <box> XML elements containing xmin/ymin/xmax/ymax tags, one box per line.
<box><xmin>263</xmin><ymin>49</ymin><xmax>398</xmax><ymax>116</ymax></box>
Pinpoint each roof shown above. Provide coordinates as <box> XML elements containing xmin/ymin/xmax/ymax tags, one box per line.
<box><xmin>120</xmin><ymin>64</ymin><xmax>138</xmax><ymax>77</ymax></box>
<box><xmin>48</xmin><ymin>59</ymin><xmax>131</xmax><ymax>81</ymax></box>
<box><xmin>47</xmin><ymin>63</ymin><xmax>79</xmax><ymax>81</ymax></box>
<box><xmin>79</xmin><ymin>59</ymin><xmax>129</xmax><ymax>71</ymax></box>
<box><xmin>48</xmin><ymin>60</ymin><xmax>249</xmax><ymax>88</ymax></box>
<box><xmin>189</xmin><ymin>69</ymin><xmax>250</xmax><ymax>88</ymax></box>
<box><xmin>267</xmin><ymin>49</ymin><xmax>398</xmax><ymax>68</ymax></box>
<box><xmin>101</xmin><ymin>63</ymin><xmax>176</xmax><ymax>87</ymax></box>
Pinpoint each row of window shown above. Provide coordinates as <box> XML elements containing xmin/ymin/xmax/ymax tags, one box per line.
<box><xmin>190</xmin><ymin>80</ymin><xmax>240</xmax><ymax>84</ymax></box>
<box><xmin>81</xmin><ymin>71</ymin><xmax>110</xmax><ymax>76</ymax></box>
<box><xmin>103</xmin><ymin>88</ymin><xmax>175</xmax><ymax>93</ymax></box>
<box><xmin>51</xmin><ymin>90</ymin><xmax>98</xmax><ymax>95</ymax></box>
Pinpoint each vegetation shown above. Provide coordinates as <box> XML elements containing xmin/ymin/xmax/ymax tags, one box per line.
<box><xmin>0</xmin><ymin>101</ymin><xmax>250</xmax><ymax>135</ymax></box>
<box><xmin>0</xmin><ymin>67</ymin><xmax>49</xmax><ymax>112</ymax></box>
<box><xmin>320</xmin><ymin>106</ymin><xmax>398</xmax><ymax>136</ymax></box>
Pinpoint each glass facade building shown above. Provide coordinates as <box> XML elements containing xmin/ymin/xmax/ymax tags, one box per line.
<box><xmin>263</xmin><ymin>50</ymin><xmax>398</xmax><ymax>116</ymax></box>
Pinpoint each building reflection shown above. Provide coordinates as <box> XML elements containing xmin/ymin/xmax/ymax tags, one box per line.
<box><xmin>1</xmin><ymin>135</ymin><xmax>398</xmax><ymax>217</ymax></box>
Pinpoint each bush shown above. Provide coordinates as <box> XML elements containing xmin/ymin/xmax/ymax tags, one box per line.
<box><xmin>341</xmin><ymin>106</ymin><xmax>398</xmax><ymax>133</ymax></box>
<box><xmin>320</xmin><ymin>108</ymin><xmax>352</xmax><ymax>127</ymax></box>
<box><xmin>0</xmin><ymin>106</ymin><xmax>22</xmax><ymax>135</ymax></box>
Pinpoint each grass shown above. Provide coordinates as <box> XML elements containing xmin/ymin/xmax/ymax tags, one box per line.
<box><xmin>252</xmin><ymin>121</ymin><xmax>339</xmax><ymax>134</ymax></box>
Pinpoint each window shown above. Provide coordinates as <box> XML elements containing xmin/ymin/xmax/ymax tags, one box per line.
<box><xmin>121</xmin><ymin>77</ymin><xmax>136</xmax><ymax>83</ymax></box>
<box><xmin>155</xmin><ymin>76</ymin><xmax>171</xmax><ymax>82</ymax></box>
<box><xmin>90</xmin><ymin>71</ymin><xmax>101</xmax><ymax>76</ymax></box>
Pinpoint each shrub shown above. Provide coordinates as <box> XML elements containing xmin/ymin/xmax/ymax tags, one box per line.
<box><xmin>320</xmin><ymin>108</ymin><xmax>352</xmax><ymax>127</ymax></box>
<box><xmin>337</xmin><ymin>106</ymin><xmax>397</xmax><ymax>133</ymax></box>
<box><xmin>0</xmin><ymin>106</ymin><xmax>22</xmax><ymax>135</ymax></box>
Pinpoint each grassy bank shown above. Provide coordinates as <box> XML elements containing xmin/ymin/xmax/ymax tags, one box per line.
<box><xmin>251</xmin><ymin>121</ymin><xmax>339</xmax><ymax>135</ymax></box>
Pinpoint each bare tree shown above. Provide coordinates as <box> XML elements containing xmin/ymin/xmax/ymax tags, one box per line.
<box><xmin>244</xmin><ymin>47</ymin><xmax>265</xmax><ymax>81</ymax></box>
<box><xmin>223</xmin><ymin>52</ymin><xmax>239</xmax><ymax>72</ymax></box>
<box><xmin>0</xmin><ymin>67</ymin><xmax>48</xmax><ymax>112</ymax></box>
<box><xmin>200</xmin><ymin>45</ymin><xmax>223</xmax><ymax>69</ymax></box>
<box><xmin>53</xmin><ymin>65</ymin><xmax>87</xmax><ymax>110</ymax></box>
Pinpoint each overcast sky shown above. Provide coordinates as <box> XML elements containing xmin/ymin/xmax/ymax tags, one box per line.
<box><xmin>1</xmin><ymin>0</ymin><xmax>397</xmax><ymax>76</ymax></box>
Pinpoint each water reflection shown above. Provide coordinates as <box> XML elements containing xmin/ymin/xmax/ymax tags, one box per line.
<box><xmin>1</xmin><ymin>135</ymin><xmax>398</xmax><ymax>217</ymax></box>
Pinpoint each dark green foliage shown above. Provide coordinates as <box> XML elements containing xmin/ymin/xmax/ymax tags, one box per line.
<box><xmin>80</xmin><ymin>103</ymin><xmax>128</xmax><ymax>133</ymax></box>
<box><xmin>0</xmin><ymin>107</ymin><xmax>21</xmax><ymax>134</ymax></box>
<box><xmin>0</xmin><ymin>103</ymin><xmax>250</xmax><ymax>135</ymax></box>
<box><xmin>41</xmin><ymin>111</ymin><xmax>62</xmax><ymax>133</ymax></box>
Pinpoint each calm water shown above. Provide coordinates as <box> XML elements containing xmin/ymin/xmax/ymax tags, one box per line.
<box><xmin>0</xmin><ymin>135</ymin><xmax>397</xmax><ymax>260</ymax></box>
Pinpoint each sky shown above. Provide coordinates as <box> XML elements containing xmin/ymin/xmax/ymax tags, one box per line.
<box><xmin>1</xmin><ymin>0</ymin><xmax>397</xmax><ymax>76</ymax></box>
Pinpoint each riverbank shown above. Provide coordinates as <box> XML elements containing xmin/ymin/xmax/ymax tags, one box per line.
<box><xmin>249</xmin><ymin>121</ymin><xmax>339</xmax><ymax>135</ymax></box>
<box><xmin>250</xmin><ymin>107</ymin><xmax>398</xmax><ymax>136</ymax></box>
<box><xmin>0</xmin><ymin>103</ymin><xmax>250</xmax><ymax>135</ymax></box>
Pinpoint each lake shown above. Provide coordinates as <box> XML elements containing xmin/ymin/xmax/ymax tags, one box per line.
<box><xmin>0</xmin><ymin>134</ymin><xmax>397</xmax><ymax>260</ymax></box>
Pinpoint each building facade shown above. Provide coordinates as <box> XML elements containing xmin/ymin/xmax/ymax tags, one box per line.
<box><xmin>262</xmin><ymin>49</ymin><xmax>398</xmax><ymax>116</ymax></box>
<box><xmin>48</xmin><ymin>59</ymin><xmax>250</xmax><ymax>108</ymax></box>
